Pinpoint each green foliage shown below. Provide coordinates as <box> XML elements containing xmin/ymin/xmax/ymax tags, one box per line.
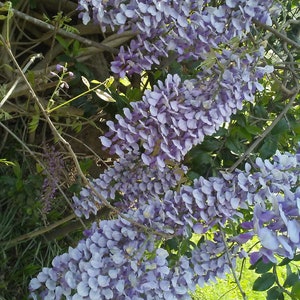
<box><xmin>0</xmin><ymin>158</ymin><xmax>14</xmax><ymax>166</ymax></box>
<box><xmin>0</xmin><ymin>146</ymin><xmax>87</xmax><ymax>298</ymax></box>
<box><xmin>0</xmin><ymin>1</ymin><xmax>12</xmax><ymax>20</ymax></box>
<box><xmin>253</xmin><ymin>273</ymin><xmax>276</xmax><ymax>291</ymax></box>
<box><xmin>248</xmin><ymin>256</ymin><xmax>300</xmax><ymax>299</ymax></box>
<box><xmin>44</xmin><ymin>11</ymin><xmax>79</xmax><ymax>34</ymax></box>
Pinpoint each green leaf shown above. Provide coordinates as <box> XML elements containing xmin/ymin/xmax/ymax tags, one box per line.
<box><xmin>245</xmin><ymin>125</ymin><xmax>261</xmax><ymax>135</ymax></box>
<box><xmin>267</xmin><ymin>286</ymin><xmax>284</xmax><ymax>300</ymax></box>
<box><xmin>126</xmin><ymin>87</ymin><xmax>143</xmax><ymax>102</ymax></box>
<box><xmin>27</xmin><ymin>70</ymin><xmax>35</xmax><ymax>86</ymax></box>
<box><xmin>70</xmin><ymin>39</ymin><xmax>81</xmax><ymax>55</ymax></box>
<box><xmin>180</xmin><ymin>239</ymin><xmax>190</xmax><ymax>255</ymax></box>
<box><xmin>29</xmin><ymin>114</ymin><xmax>40</xmax><ymax>133</ymax></box>
<box><xmin>165</xmin><ymin>237</ymin><xmax>179</xmax><ymax>251</ymax></box>
<box><xmin>81</xmin><ymin>76</ymin><xmax>90</xmax><ymax>89</ymax></box>
<box><xmin>79</xmin><ymin>158</ymin><xmax>93</xmax><ymax>175</ymax></box>
<box><xmin>259</xmin><ymin>136</ymin><xmax>278</xmax><ymax>159</ymax></box>
<box><xmin>187</xmin><ymin>171</ymin><xmax>200</xmax><ymax>180</ymax></box>
<box><xmin>12</xmin><ymin>161</ymin><xmax>22</xmax><ymax>179</ymax></box>
<box><xmin>278</xmin><ymin>257</ymin><xmax>292</xmax><ymax>266</ymax></box>
<box><xmin>293</xmin><ymin>253</ymin><xmax>300</xmax><ymax>261</ymax></box>
<box><xmin>271</xmin><ymin>119</ymin><xmax>289</xmax><ymax>135</ymax></box>
<box><xmin>0</xmin><ymin>158</ymin><xmax>15</xmax><ymax>166</ymax></box>
<box><xmin>95</xmin><ymin>89</ymin><xmax>116</xmax><ymax>102</ymax></box>
<box><xmin>201</xmin><ymin>138</ymin><xmax>222</xmax><ymax>152</ymax></box>
<box><xmin>225</xmin><ymin>136</ymin><xmax>244</xmax><ymax>154</ymax></box>
<box><xmin>291</xmin><ymin>281</ymin><xmax>300</xmax><ymax>300</ymax></box>
<box><xmin>253</xmin><ymin>105</ymin><xmax>268</xmax><ymax>119</ymax></box>
<box><xmin>253</xmin><ymin>273</ymin><xmax>276</xmax><ymax>291</ymax></box>
<box><xmin>55</xmin><ymin>35</ymin><xmax>73</xmax><ymax>50</ymax></box>
<box><xmin>91</xmin><ymin>79</ymin><xmax>101</xmax><ymax>84</ymax></box>
<box><xmin>278</xmin><ymin>254</ymin><xmax>300</xmax><ymax>266</ymax></box>
<box><xmin>234</xmin><ymin>114</ymin><xmax>247</xmax><ymax>127</ymax></box>
<box><xmin>283</xmin><ymin>272</ymin><xmax>299</xmax><ymax>288</ymax></box>
<box><xmin>188</xmin><ymin>148</ymin><xmax>211</xmax><ymax>163</ymax></box>
<box><xmin>255</xmin><ymin>261</ymin><xmax>275</xmax><ymax>274</ymax></box>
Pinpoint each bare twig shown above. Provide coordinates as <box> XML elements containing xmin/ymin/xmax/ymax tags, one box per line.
<box><xmin>220</xmin><ymin>228</ymin><xmax>247</xmax><ymax>300</ymax></box>
<box><xmin>0</xmin><ymin>213</ymin><xmax>76</xmax><ymax>248</ymax></box>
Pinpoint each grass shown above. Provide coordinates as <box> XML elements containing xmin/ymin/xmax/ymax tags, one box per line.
<box><xmin>192</xmin><ymin>260</ymin><xmax>267</xmax><ymax>300</ymax></box>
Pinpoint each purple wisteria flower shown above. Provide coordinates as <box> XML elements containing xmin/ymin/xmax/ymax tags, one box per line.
<box><xmin>29</xmin><ymin>207</ymin><xmax>243</xmax><ymax>299</ymax></box>
<box><xmin>31</xmin><ymin>148</ymin><xmax>300</xmax><ymax>298</ymax></box>
<box><xmin>191</xmin><ymin>233</ymin><xmax>239</xmax><ymax>287</ymax></box>
<box><xmin>233</xmin><ymin>151</ymin><xmax>300</xmax><ymax>264</ymax></box>
<box><xmin>29</xmin><ymin>217</ymin><xmax>191</xmax><ymax>299</ymax></box>
<box><xmin>73</xmin><ymin>153</ymin><xmax>187</xmax><ymax>219</ymax></box>
<box><xmin>29</xmin><ymin>1</ymin><xmax>300</xmax><ymax>299</ymax></box>
<box><xmin>163</xmin><ymin>174</ymin><xmax>247</xmax><ymax>236</ymax></box>
<box><xmin>78</xmin><ymin>0</ymin><xmax>274</xmax><ymax>76</ymax></box>
<box><xmin>101</xmin><ymin>51</ymin><xmax>273</xmax><ymax>170</ymax></box>
<box><xmin>41</xmin><ymin>145</ymin><xmax>64</xmax><ymax>215</ymax></box>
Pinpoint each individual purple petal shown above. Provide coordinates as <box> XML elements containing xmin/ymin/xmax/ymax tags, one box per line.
<box><xmin>258</xmin><ymin>228</ymin><xmax>279</xmax><ymax>251</ymax></box>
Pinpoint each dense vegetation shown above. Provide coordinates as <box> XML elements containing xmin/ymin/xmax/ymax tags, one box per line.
<box><xmin>0</xmin><ymin>0</ymin><xmax>299</xmax><ymax>299</ymax></box>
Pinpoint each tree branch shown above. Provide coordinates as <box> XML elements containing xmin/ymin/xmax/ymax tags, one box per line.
<box><xmin>253</xmin><ymin>19</ymin><xmax>300</xmax><ymax>50</ymax></box>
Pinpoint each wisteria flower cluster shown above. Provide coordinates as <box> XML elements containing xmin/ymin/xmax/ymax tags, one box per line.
<box><xmin>41</xmin><ymin>145</ymin><xmax>64</xmax><ymax>215</ymax></box>
<box><xmin>101</xmin><ymin>50</ymin><xmax>273</xmax><ymax>171</ymax></box>
<box><xmin>28</xmin><ymin>1</ymin><xmax>300</xmax><ymax>299</ymax></box>
<box><xmin>29</xmin><ymin>210</ymin><xmax>242</xmax><ymax>299</ymax></box>
<box><xmin>29</xmin><ymin>149</ymin><xmax>300</xmax><ymax>299</ymax></box>
<box><xmin>78</xmin><ymin>0</ymin><xmax>273</xmax><ymax>76</ymax></box>
<box><xmin>75</xmin><ymin>51</ymin><xmax>273</xmax><ymax>219</ymax></box>
<box><xmin>73</xmin><ymin>153</ymin><xmax>188</xmax><ymax>219</ymax></box>
<box><xmin>233</xmin><ymin>151</ymin><xmax>300</xmax><ymax>264</ymax></box>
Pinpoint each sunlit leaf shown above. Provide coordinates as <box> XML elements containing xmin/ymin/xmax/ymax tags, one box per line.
<box><xmin>95</xmin><ymin>89</ymin><xmax>116</xmax><ymax>102</ymax></box>
<box><xmin>81</xmin><ymin>76</ymin><xmax>90</xmax><ymax>89</ymax></box>
<box><xmin>0</xmin><ymin>159</ymin><xmax>15</xmax><ymax>166</ymax></box>
<box><xmin>91</xmin><ymin>79</ymin><xmax>101</xmax><ymax>84</ymax></box>
<box><xmin>29</xmin><ymin>114</ymin><xmax>40</xmax><ymax>133</ymax></box>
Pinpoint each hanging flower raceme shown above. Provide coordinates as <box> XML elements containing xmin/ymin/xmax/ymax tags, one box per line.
<box><xmin>78</xmin><ymin>0</ymin><xmax>274</xmax><ymax>76</ymax></box>
<box><xmin>232</xmin><ymin>151</ymin><xmax>300</xmax><ymax>264</ymax></box>
<box><xmin>72</xmin><ymin>153</ymin><xmax>187</xmax><ymax>219</ymax></box>
<box><xmin>100</xmin><ymin>49</ymin><xmax>273</xmax><ymax>170</ymax></box>
<box><xmin>29</xmin><ymin>149</ymin><xmax>300</xmax><ymax>299</ymax></box>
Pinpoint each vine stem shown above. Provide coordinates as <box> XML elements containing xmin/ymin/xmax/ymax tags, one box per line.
<box><xmin>0</xmin><ymin>211</ymin><xmax>76</xmax><ymax>248</ymax></box>
<box><xmin>47</xmin><ymin>80</ymin><xmax>106</xmax><ymax>114</ymax></box>
<box><xmin>0</xmin><ymin>34</ymin><xmax>172</xmax><ymax>240</ymax></box>
<box><xmin>220</xmin><ymin>228</ymin><xmax>247</xmax><ymax>300</ymax></box>
<box><xmin>253</xmin><ymin>19</ymin><xmax>300</xmax><ymax>50</ymax></box>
